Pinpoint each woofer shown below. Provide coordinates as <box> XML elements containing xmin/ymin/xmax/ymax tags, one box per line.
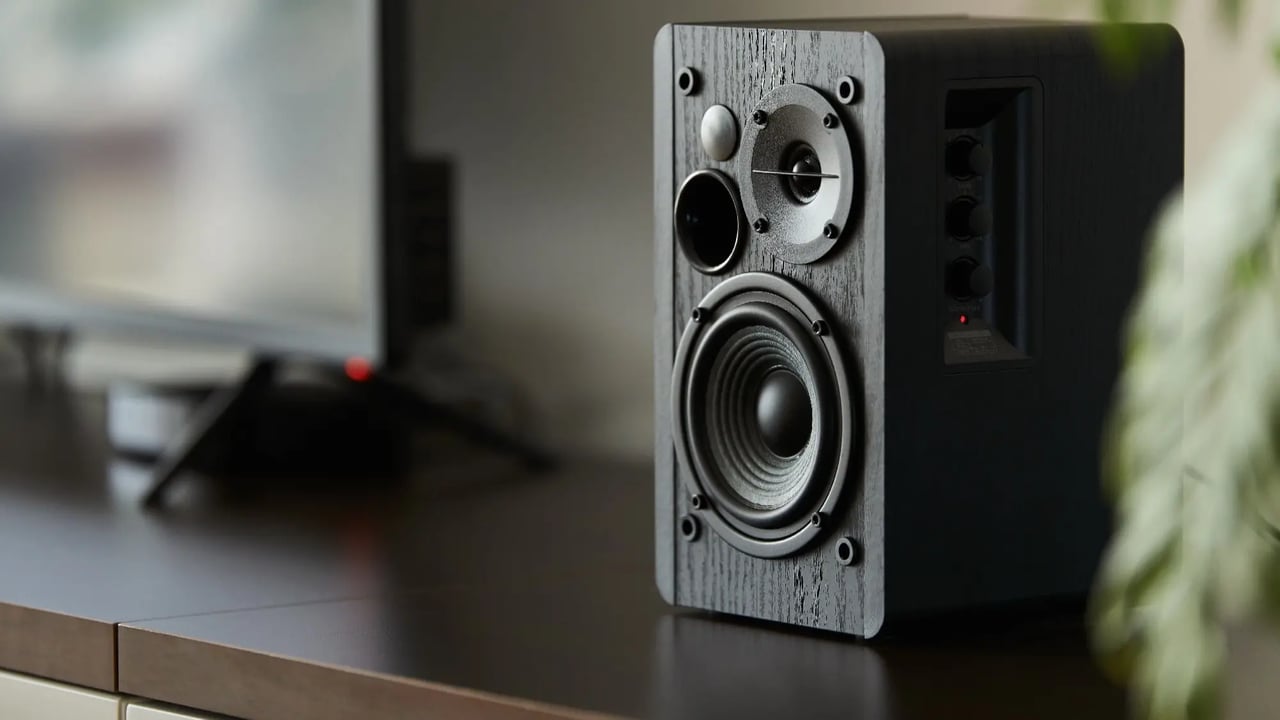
<box><xmin>671</xmin><ymin>272</ymin><xmax>855</xmax><ymax>557</ymax></box>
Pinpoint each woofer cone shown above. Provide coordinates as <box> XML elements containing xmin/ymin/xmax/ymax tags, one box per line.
<box><xmin>671</xmin><ymin>273</ymin><xmax>855</xmax><ymax>558</ymax></box>
<box><xmin>686</xmin><ymin>303</ymin><xmax>834</xmax><ymax>530</ymax></box>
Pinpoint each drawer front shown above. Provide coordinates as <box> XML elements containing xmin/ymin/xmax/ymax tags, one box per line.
<box><xmin>128</xmin><ymin>701</ymin><xmax>233</xmax><ymax>720</ymax></box>
<box><xmin>0</xmin><ymin>669</ymin><xmax>121</xmax><ymax>720</ymax></box>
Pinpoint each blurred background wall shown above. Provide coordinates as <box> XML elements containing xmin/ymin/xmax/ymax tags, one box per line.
<box><xmin>410</xmin><ymin>0</ymin><xmax>1277</xmax><ymax>459</ymax></box>
<box><xmin>52</xmin><ymin>1</ymin><xmax>1275</xmax><ymax>459</ymax></box>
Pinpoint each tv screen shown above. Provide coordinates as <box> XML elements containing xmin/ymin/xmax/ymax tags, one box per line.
<box><xmin>0</xmin><ymin>0</ymin><xmax>381</xmax><ymax>361</ymax></box>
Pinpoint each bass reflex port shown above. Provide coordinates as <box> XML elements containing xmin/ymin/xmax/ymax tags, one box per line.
<box><xmin>674</xmin><ymin>169</ymin><xmax>744</xmax><ymax>274</ymax></box>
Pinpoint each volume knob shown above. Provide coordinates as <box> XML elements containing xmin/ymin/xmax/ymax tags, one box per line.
<box><xmin>946</xmin><ymin>197</ymin><xmax>991</xmax><ymax>239</ymax></box>
<box><xmin>947</xmin><ymin>257</ymin><xmax>993</xmax><ymax>300</ymax></box>
<box><xmin>946</xmin><ymin>137</ymin><xmax>992</xmax><ymax>178</ymax></box>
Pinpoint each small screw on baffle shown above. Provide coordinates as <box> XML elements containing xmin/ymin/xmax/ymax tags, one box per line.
<box><xmin>810</xmin><ymin>512</ymin><xmax>825</xmax><ymax>528</ymax></box>
<box><xmin>690</xmin><ymin>493</ymin><xmax>707</xmax><ymax>510</ymax></box>
<box><xmin>812</xmin><ymin>319</ymin><xmax>829</xmax><ymax>336</ymax></box>
<box><xmin>835</xmin><ymin>76</ymin><xmax>859</xmax><ymax>105</ymax></box>
<box><xmin>752</xmin><ymin>110</ymin><xmax>769</xmax><ymax>126</ymax></box>
<box><xmin>822</xmin><ymin>113</ymin><xmax>839</xmax><ymax>129</ymax></box>
<box><xmin>680</xmin><ymin>514</ymin><xmax>701</xmax><ymax>541</ymax></box>
<box><xmin>823</xmin><ymin>223</ymin><xmax>839</xmax><ymax>239</ymax></box>
<box><xmin>835</xmin><ymin>537</ymin><xmax>862</xmax><ymax>566</ymax></box>
<box><xmin>691</xmin><ymin>307</ymin><xmax>706</xmax><ymax>323</ymax></box>
<box><xmin>677</xmin><ymin>67</ymin><xmax>698</xmax><ymax>96</ymax></box>
<box><xmin>753</xmin><ymin>217</ymin><xmax>770</xmax><ymax>234</ymax></box>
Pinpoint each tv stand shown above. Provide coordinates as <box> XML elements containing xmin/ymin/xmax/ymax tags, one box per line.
<box><xmin>9</xmin><ymin>325</ymin><xmax>72</xmax><ymax>391</ymax></box>
<box><xmin>141</xmin><ymin>358</ymin><xmax>552</xmax><ymax>508</ymax></box>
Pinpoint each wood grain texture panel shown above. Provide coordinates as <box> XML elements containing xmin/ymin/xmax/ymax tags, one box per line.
<box><xmin>662</xmin><ymin>24</ymin><xmax>886</xmax><ymax>636</ymax></box>
<box><xmin>0</xmin><ymin>604</ymin><xmax>116</xmax><ymax>692</ymax></box>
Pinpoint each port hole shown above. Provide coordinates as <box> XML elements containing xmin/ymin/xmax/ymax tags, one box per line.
<box><xmin>675</xmin><ymin>170</ymin><xmax>743</xmax><ymax>273</ymax></box>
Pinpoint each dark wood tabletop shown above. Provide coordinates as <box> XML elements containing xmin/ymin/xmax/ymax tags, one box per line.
<box><xmin>0</xmin><ymin>387</ymin><xmax>1132</xmax><ymax>719</ymax></box>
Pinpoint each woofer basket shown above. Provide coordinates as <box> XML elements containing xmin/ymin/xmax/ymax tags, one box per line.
<box><xmin>671</xmin><ymin>272</ymin><xmax>855</xmax><ymax>557</ymax></box>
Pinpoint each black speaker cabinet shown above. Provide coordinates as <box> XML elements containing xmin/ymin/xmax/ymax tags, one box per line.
<box><xmin>654</xmin><ymin>18</ymin><xmax>1183</xmax><ymax>637</ymax></box>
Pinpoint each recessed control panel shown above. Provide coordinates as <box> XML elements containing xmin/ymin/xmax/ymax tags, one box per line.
<box><xmin>941</xmin><ymin>80</ymin><xmax>1043</xmax><ymax>367</ymax></box>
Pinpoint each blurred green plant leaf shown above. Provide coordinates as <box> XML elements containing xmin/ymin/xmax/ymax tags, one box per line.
<box><xmin>1216</xmin><ymin>0</ymin><xmax>1243</xmax><ymax>27</ymax></box>
<box><xmin>1089</xmin><ymin>0</ymin><xmax>1182</xmax><ymax>74</ymax></box>
<box><xmin>1094</xmin><ymin>85</ymin><xmax>1280</xmax><ymax>720</ymax></box>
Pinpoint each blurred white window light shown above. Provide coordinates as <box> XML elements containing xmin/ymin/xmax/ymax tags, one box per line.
<box><xmin>0</xmin><ymin>1</ymin><xmax>379</xmax><ymax>383</ymax></box>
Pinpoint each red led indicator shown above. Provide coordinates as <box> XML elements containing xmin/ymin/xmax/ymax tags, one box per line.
<box><xmin>344</xmin><ymin>357</ymin><xmax>373</xmax><ymax>382</ymax></box>
<box><xmin>959</xmin><ymin>314</ymin><xmax>969</xmax><ymax>325</ymax></box>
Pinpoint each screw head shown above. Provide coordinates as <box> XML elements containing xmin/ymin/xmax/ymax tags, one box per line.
<box><xmin>680</xmin><ymin>514</ymin><xmax>701</xmax><ymax>541</ymax></box>
<box><xmin>811</xmin><ymin>319</ymin><xmax>829</xmax><ymax>336</ymax></box>
<box><xmin>835</xmin><ymin>537</ymin><xmax>862</xmax><ymax>566</ymax></box>
<box><xmin>752</xmin><ymin>109</ymin><xmax>768</xmax><ymax>126</ymax></box>
<box><xmin>753</xmin><ymin>217</ymin><xmax>770</xmax><ymax>234</ymax></box>
<box><xmin>691</xmin><ymin>307</ymin><xmax>706</xmax><ymax>323</ymax></box>
<box><xmin>677</xmin><ymin>67</ymin><xmax>698</xmax><ymax>96</ymax></box>
<box><xmin>690</xmin><ymin>493</ymin><xmax>706</xmax><ymax>510</ymax></box>
<box><xmin>810</xmin><ymin>512</ymin><xmax>824</xmax><ymax>528</ymax></box>
<box><xmin>836</xmin><ymin>76</ymin><xmax>859</xmax><ymax>105</ymax></box>
<box><xmin>823</xmin><ymin>113</ymin><xmax>839</xmax><ymax>129</ymax></box>
<box><xmin>823</xmin><ymin>222</ymin><xmax>839</xmax><ymax>239</ymax></box>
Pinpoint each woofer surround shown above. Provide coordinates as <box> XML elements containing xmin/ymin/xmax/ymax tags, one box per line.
<box><xmin>671</xmin><ymin>272</ymin><xmax>855</xmax><ymax>557</ymax></box>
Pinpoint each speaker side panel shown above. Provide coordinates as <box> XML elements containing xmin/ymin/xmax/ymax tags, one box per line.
<box><xmin>875</xmin><ymin>26</ymin><xmax>1184</xmax><ymax>617</ymax></box>
<box><xmin>654</xmin><ymin>24</ymin><xmax>676</xmax><ymax>605</ymax></box>
<box><xmin>668</xmin><ymin>25</ymin><xmax>886</xmax><ymax>636</ymax></box>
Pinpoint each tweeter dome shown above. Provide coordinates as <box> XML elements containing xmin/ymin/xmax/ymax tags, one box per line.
<box><xmin>655</xmin><ymin>18</ymin><xmax>1183</xmax><ymax>637</ymax></box>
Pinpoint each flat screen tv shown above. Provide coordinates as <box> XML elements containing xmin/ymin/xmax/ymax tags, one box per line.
<box><xmin>0</xmin><ymin>0</ymin><xmax>442</xmax><ymax>367</ymax></box>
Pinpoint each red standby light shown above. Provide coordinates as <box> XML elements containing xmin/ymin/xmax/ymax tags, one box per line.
<box><xmin>344</xmin><ymin>357</ymin><xmax>373</xmax><ymax>382</ymax></box>
<box><xmin>959</xmin><ymin>314</ymin><xmax>969</xmax><ymax>325</ymax></box>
